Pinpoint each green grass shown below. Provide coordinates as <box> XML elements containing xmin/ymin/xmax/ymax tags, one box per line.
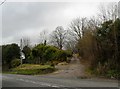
<box><xmin>5</xmin><ymin>64</ymin><xmax>56</xmax><ymax>75</ymax></box>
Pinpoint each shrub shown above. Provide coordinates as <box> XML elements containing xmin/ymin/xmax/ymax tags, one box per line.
<box><xmin>56</xmin><ymin>50</ymin><xmax>72</xmax><ymax>62</ymax></box>
<box><xmin>65</xmin><ymin>50</ymin><xmax>73</xmax><ymax>58</ymax></box>
<box><xmin>31</xmin><ymin>44</ymin><xmax>73</xmax><ymax>64</ymax></box>
<box><xmin>107</xmin><ymin>70</ymin><xmax>120</xmax><ymax>79</ymax></box>
<box><xmin>2</xmin><ymin>43</ymin><xmax>20</xmax><ymax>69</ymax></box>
<box><xmin>43</xmin><ymin>46</ymin><xmax>58</xmax><ymax>62</ymax></box>
<box><xmin>11</xmin><ymin>59</ymin><xmax>21</xmax><ymax>68</ymax></box>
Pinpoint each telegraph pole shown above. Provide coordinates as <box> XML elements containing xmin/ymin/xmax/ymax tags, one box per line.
<box><xmin>20</xmin><ymin>39</ymin><xmax>23</xmax><ymax>65</ymax></box>
<box><xmin>20</xmin><ymin>39</ymin><xmax>25</xmax><ymax>66</ymax></box>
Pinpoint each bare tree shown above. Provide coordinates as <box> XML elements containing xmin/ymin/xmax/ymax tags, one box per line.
<box><xmin>39</xmin><ymin>29</ymin><xmax>48</xmax><ymax>45</ymax></box>
<box><xmin>64</xmin><ymin>39</ymin><xmax>77</xmax><ymax>52</ymax></box>
<box><xmin>68</xmin><ymin>17</ymin><xmax>87</xmax><ymax>41</ymax></box>
<box><xmin>50</xmin><ymin>26</ymin><xmax>66</xmax><ymax>49</ymax></box>
<box><xmin>21</xmin><ymin>37</ymin><xmax>30</xmax><ymax>48</ymax></box>
<box><xmin>0</xmin><ymin>0</ymin><xmax>6</xmax><ymax>6</ymax></box>
<box><xmin>87</xmin><ymin>16</ymin><xmax>101</xmax><ymax>30</ymax></box>
<box><xmin>98</xmin><ymin>2</ymin><xmax>118</xmax><ymax>22</ymax></box>
<box><xmin>63</xmin><ymin>29</ymin><xmax>77</xmax><ymax>52</ymax></box>
<box><xmin>118</xmin><ymin>2</ymin><xmax>120</xmax><ymax>19</ymax></box>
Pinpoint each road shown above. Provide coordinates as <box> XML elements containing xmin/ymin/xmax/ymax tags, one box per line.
<box><xmin>2</xmin><ymin>74</ymin><xmax>119</xmax><ymax>88</ymax></box>
<box><xmin>2</xmin><ymin>57</ymin><xmax>119</xmax><ymax>88</ymax></box>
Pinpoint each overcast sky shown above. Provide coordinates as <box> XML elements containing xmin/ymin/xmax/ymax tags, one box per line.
<box><xmin>1</xmin><ymin>1</ymin><xmax>119</xmax><ymax>46</ymax></box>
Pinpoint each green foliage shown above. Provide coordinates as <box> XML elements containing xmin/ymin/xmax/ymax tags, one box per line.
<box><xmin>22</xmin><ymin>46</ymin><xmax>31</xmax><ymax>63</ymax></box>
<box><xmin>10</xmin><ymin>59</ymin><xmax>21</xmax><ymax>68</ymax></box>
<box><xmin>2</xmin><ymin>43</ymin><xmax>20</xmax><ymax>69</ymax></box>
<box><xmin>31</xmin><ymin>44</ymin><xmax>72</xmax><ymax>64</ymax></box>
<box><xmin>44</xmin><ymin>46</ymin><xmax>58</xmax><ymax>61</ymax></box>
<box><xmin>95</xmin><ymin>19</ymin><xmax>120</xmax><ymax>78</ymax></box>
<box><xmin>27</xmin><ymin>52</ymin><xmax>34</xmax><ymax>63</ymax></box>
<box><xmin>77</xmin><ymin>18</ymin><xmax>120</xmax><ymax>78</ymax></box>
<box><xmin>55</xmin><ymin>50</ymin><xmax>72</xmax><ymax>62</ymax></box>
<box><xmin>65</xmin><ymin>50</ymin><xmax>73</xmax><ymax>57</ymax></box>
<box><xmin>96</xmin><ymin>19</ymin><xmax>120</xmax><ymax>78</ymax></box>
<box><xmin>106</xmin><ymin>70</ymin><xmax>120</xmax><ymax>78</ymax></box>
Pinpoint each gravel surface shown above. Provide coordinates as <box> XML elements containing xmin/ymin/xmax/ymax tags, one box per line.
<box><xmin>42</xmin><ymin>56</ymin><xmax>86</xmax><ymax>79</ymax></box>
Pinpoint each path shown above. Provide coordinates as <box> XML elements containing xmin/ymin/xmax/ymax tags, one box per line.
<box><xmin>43</xmin><ymin>55</ymin><xmax>86</xmax><ymax>79</ymax></box>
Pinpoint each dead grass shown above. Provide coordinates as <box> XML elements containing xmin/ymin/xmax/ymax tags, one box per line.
<box><xmin>7</xmin><ymin>64</ymin><xmax>56</xmax><ymax>75</ymax></box>
<box><xmin>15</xmin><ymin>64</ymin><xmax>52</xmax><ymax>70</ymax></box>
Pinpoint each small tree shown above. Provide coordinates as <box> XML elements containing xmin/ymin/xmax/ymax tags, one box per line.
<box><xmin>2</xmin><ymin>43</ymin><xmax>20</xmax><ymax>69</ymax></box>
<box><xmin>22</xmin><ymin>46</ymin><xmax>31</xmax><ymax>63</ymax></box>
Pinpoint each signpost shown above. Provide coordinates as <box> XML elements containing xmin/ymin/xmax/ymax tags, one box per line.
<box><xmin>20</xmin><ymin>39</ymin><xmax>25</xmax><ymax>65</ymax></box>
<box><xmin>20</xmin><ymin>51</ymin><xmax>25</xmax><ymax>65</ymax></box>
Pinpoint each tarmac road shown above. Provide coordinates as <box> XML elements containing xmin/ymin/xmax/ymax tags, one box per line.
<box><xmin>2</xmin><ymin>74</ymin><xmax>119</xmax><ymax>88</ymax></box>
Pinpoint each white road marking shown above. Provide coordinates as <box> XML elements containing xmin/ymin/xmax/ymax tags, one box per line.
<box><xmin>31</xmin><ymin>81</ymin><xmax>36</xmax><ymax>84</ymax></box>
<box><xmin>16</xmin><ymin>79</ymin><xmax>65</xmax><ymax>87</ymax></box>
<box><xmin>19</xmin><ymin>79</ymin><xmax>24</xmax><ymax>81</ymax></box>
<box><xmin>51</xmin><ymin>85</ymin><xmax>59</xmax><ymax>87</ymax></box>
<box><xmin>16</xmin><ymin>78</ymin><xmax>61</xmax><ymax>87</ymax></box>
<box><xmin>2</xmin><ymin>76</ymin><xmax>13</xmax><ymax>79</ymax></box>
<box><xmin>40</xmin><ymin>83</ymin><xmax>51</xmax><ymax>87</ymax></box>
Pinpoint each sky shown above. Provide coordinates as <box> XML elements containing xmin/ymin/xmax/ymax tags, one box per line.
<box><xmin>1</xmin><ymin>0</ymin><xmax>120</xmax><ymax>46</ymax></box>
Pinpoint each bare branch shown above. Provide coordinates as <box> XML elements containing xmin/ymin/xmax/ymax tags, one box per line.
<box><xmin>50</xmin><ymin>26</ymin><xmax>66</xmax><ymax>49</ymax></box>
<box><xmin>0</xmin><ymin>0</ymin><xmax>6</xmax><ymax>6</ymax></box>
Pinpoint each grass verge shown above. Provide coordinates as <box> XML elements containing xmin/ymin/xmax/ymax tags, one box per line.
<box><xmin>3</xmin><ymin>64</ymin><xmax>56</xmax><ymax>75</ymax></box>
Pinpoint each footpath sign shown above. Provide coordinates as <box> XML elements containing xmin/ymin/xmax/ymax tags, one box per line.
<box><xmin>20</xmin><ymin>51</ymin><xmax>25</xmax><ymax>65</ymax></box>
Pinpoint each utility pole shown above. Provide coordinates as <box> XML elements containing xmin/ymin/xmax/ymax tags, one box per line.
<box><xmin>20</xmin><ymin>39</ymin><xmax>25</xmax><ymax>66</ymax></box>
<box><xmin>20</xmin><ymin>39</ymin><xmax>23</xmax><ymax>65</ymax></box>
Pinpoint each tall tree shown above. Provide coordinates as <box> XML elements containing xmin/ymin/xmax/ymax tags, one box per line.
<box><xmin>50</xmin><ymin>26</ymin><xmax>66</xmax><ymax>49</ymax></box>
<box><xmin>68</xmin><ymin>17</ymin><xmax>87</xmax><ymax>41</ymax></box>
<box><xmin>98</xmin><ymin>2</ymin><xmax>118</xmax><ymax>22</ymax></box>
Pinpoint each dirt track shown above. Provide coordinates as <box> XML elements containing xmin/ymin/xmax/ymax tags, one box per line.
<box><xmin>45</xmin><ymin>56</ymin><xmax>86</xmax><ymax>79</ymax></box>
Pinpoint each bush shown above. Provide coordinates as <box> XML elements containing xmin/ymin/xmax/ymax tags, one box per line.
<box><xmin>107</xmin><ymin>70</ymin><xmax>120</xmax><ymax>79</ymax></box>
<box><xmin>56</xmin><ymin>50</ymin><xmax>72</xmax><ymax>62</ymax></box>
<box><xmin>31</xmin><ymin>44</ymin><xmax>73</xmax><ymax>64</ymax></box>
<box><xmin>65</xmin><ymin>50</ymin><xmax>73</xmax><ymax>58</ymax></box>
<box><xmin>11</xmin><ymin>59</ymin><xmax>21</xmax><ymax>68</ymax></box>
<box><xmin>43</xmin><ymin>46</ymin><xmax>58</xmax><ymax>62</ymax></box>
<box><xmin>55</xmin><ymin>50</ymin><xmax>66</xmax><ymax>62</ymax></box>
<box><xmin>27</xmin><ymin>53</ymin><xmax>34</xmax><ymax>64</ymax></box>
<box><xmin>2</xmin><ymin>43</ymin><xmax>20</xmax><ymax>69</ymax></box>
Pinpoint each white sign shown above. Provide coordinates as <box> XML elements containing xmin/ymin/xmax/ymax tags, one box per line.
<box><xmin>20</xmin><ymin>52</ymin><xmax>25</xmax><ymax>59</ymax></box>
